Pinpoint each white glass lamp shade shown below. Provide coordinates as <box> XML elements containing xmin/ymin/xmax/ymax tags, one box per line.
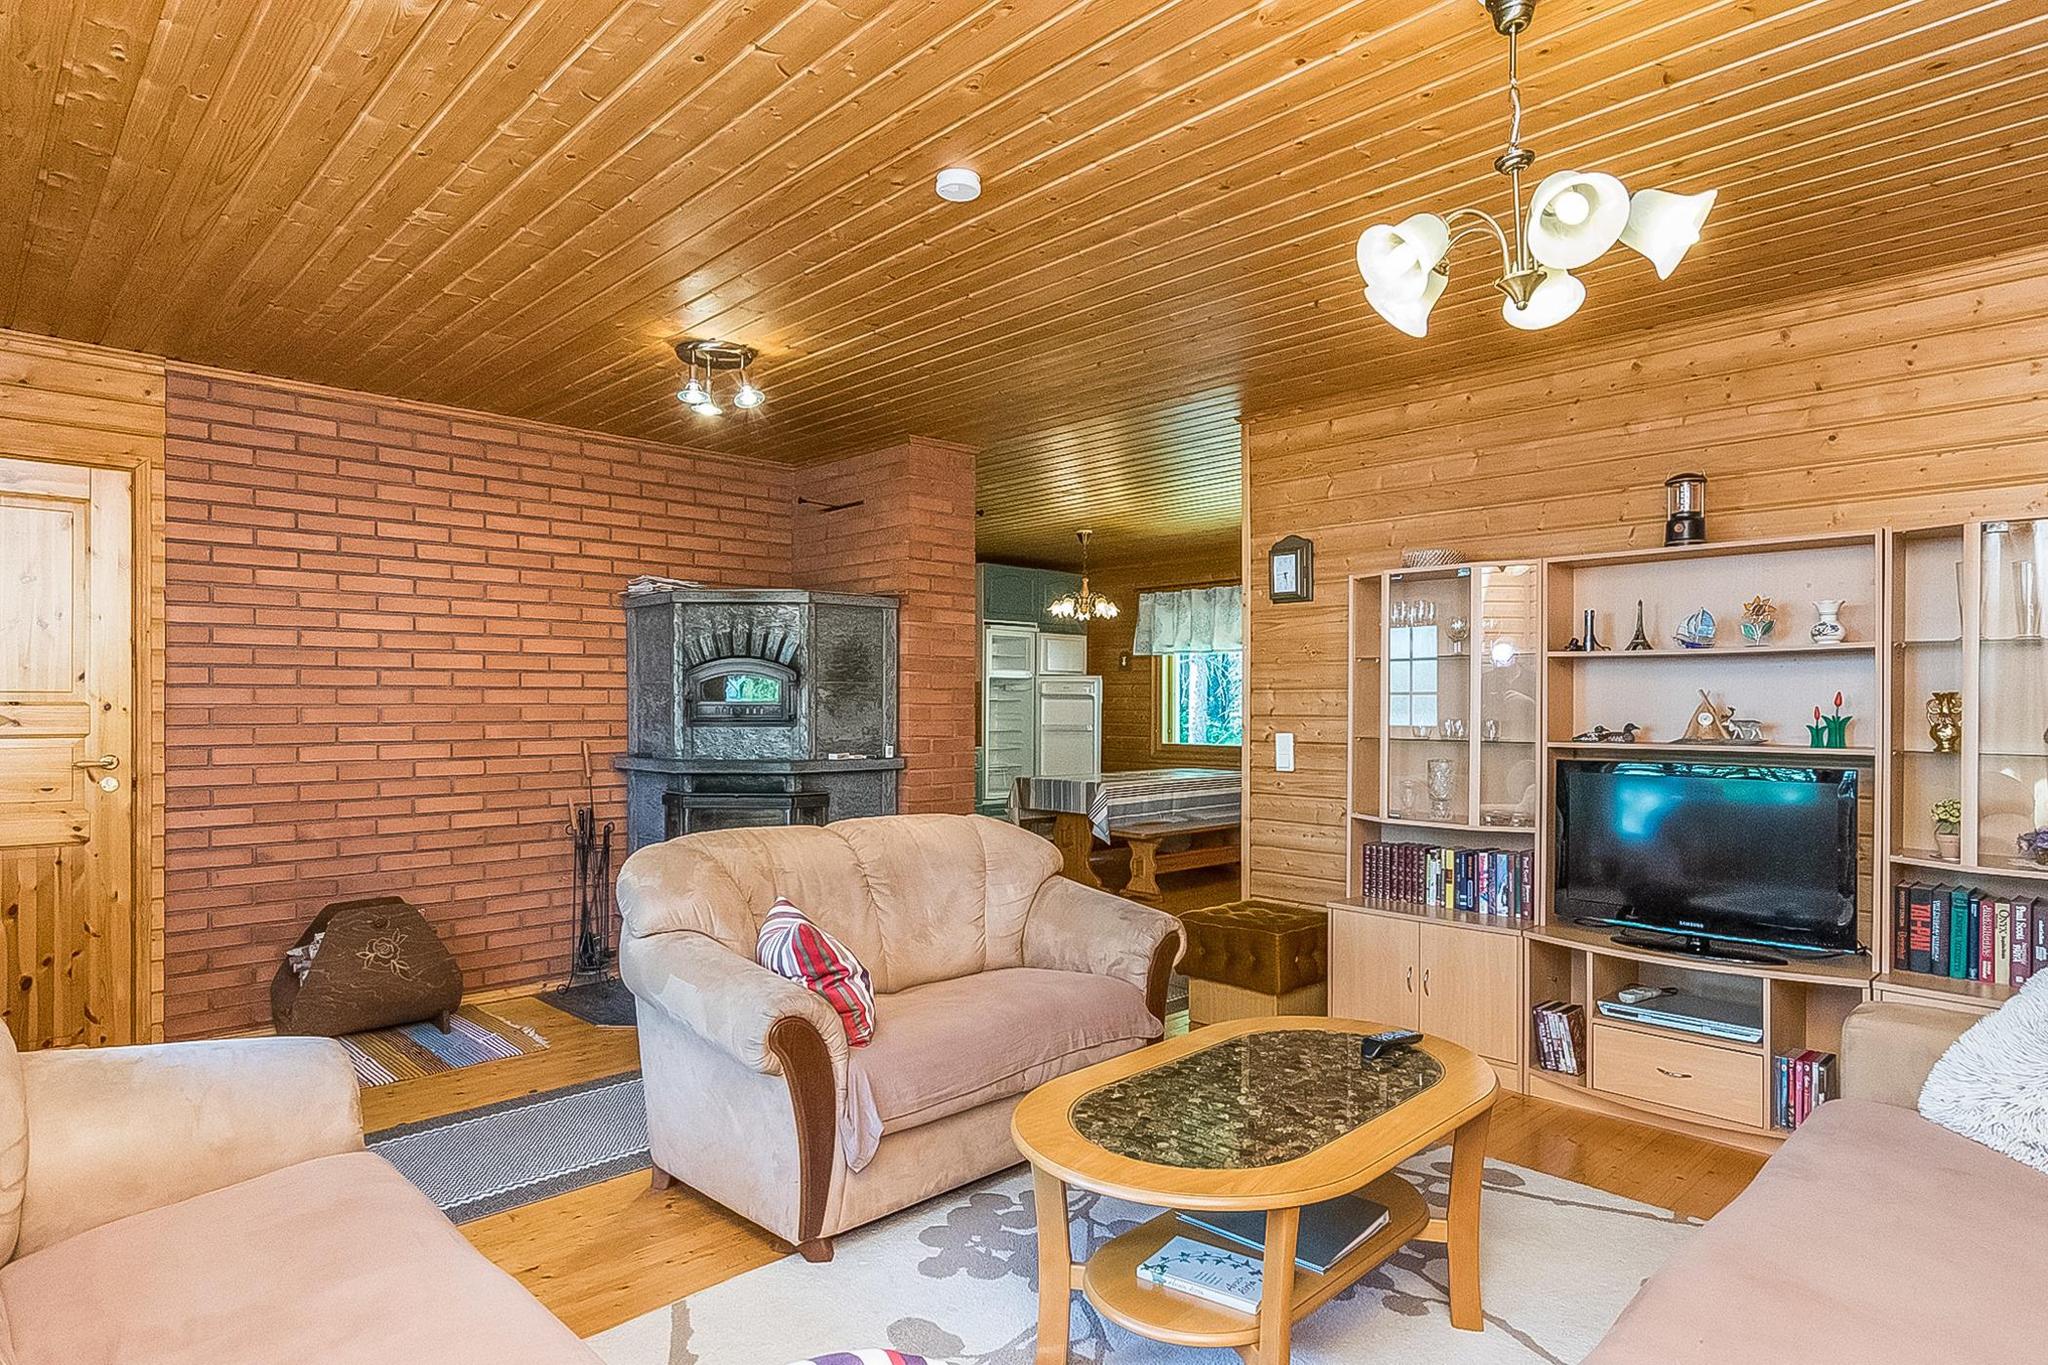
<box><xmin>1364</xmin><ymin>268</ymin><xmax>1448</xmax><ymax>338</ymax></box>
<box><xmin>1500</xmin><ymin>268</ymin><xmax>1585</xmax><ymax>331</ymax></box>
<box><xmin>1526</xmin><ymin>171</ymin><xmax>1630</xmax><ymax>270</ymax></box>
<box><xmin>733</xmin><ymin>381</ymin><xmax>764</xmax><ymax>409</ymax></box>
<box><xmin>1621</xmin><ymin>187</ymin><xmax>1717</xmax><ymax>279</ymax></box>
<box><xmin>1356</xmin><ymin>213</ymin><xmax>1450</xmax><ymax>298</ymax></box>
<box><xmin>677</xmin><ymin>377</ymin><xmax>709</xmax><ymax>405</ymax></box>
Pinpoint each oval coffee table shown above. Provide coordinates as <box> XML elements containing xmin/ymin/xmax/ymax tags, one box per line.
<box><xmin>1011</xmin><ymin>1016</ymin><xmax>1498</xmax><ymax>1365</ymax></box>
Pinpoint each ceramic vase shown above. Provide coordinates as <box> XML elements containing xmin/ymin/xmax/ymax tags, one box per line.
<box><xmin>1809</xmin><ymin>599</ymin><xmax>1846</xmax><ymax>645</ymax></box>
<box><xmin>1926</xmin><ymin>691</ymin><xmax>1962</xmax><ymax>754</ymax></box>
<box><xmin>1934</xmin><ymin>830</ymin><xmax>1961</xmax><ymax>861</ymax></box>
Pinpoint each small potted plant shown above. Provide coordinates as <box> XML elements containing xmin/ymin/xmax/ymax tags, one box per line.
<box><xmin>1931</xmin><ymin>798</ymin><xmax>1962</xmax><ymax>861</ymax></box>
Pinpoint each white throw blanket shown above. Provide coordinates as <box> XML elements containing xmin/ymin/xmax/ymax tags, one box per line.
<box><xmin>1919</xmin><ymin>971</ymin><xmax>2048</xmax><ymax>1174</ymax></box>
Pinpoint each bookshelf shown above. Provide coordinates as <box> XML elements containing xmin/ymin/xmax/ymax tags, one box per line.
<box><xmin>1324</xmin><ymin>529</ymin><xmax>2032</xmax><ymax>1150</ymax></box>
<box><xmin>1877</xmin><ymin>519</ymin><xmax>2048</xmax><ymax>1010</ymax></box>
<box><xmin>1336</xmin><ymin>563</ymin><xmax>1540</xmax><ymax>1091</ymax></box>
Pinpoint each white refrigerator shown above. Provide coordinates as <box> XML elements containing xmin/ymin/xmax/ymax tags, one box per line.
<box><xmin>1034</xmin><ymin>675</ymin><xmax>1102</xmax><ymax>780</ymax></box>
<box><xmin>980</xmin><ymin>624</ymin><xmax>1102</xmax><ymax>802</ymax></box>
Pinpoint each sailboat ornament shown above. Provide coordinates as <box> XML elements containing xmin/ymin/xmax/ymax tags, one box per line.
<box><xmin>1674</xmin><ymin>607</ymin><xmax>1716</xmax><ymax>649</ymax></box>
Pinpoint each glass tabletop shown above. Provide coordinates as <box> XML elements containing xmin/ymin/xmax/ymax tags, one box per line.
<box><xmin>1067</xmin><ymin>1029</ymin><xmax>1444</xmax><ymax>1170</ymax></box>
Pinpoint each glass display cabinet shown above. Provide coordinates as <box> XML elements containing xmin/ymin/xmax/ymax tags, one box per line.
<box><xmin>1384</xmin><ymin>565</ymin><xmax>1474</xmax><ymax>824</ymax></box>
<box><xmin>1343</xmin><ymin>561</ymin><xmax>1543</xmax><ymax>904</ymax></box>
<box><xmin>1882</xmin><ymin>519</ymin><xmax>2048</xmax><ymax>1005</ymax></box>
<box><xmin>1888</xmin><ymin>526</ymin><xmax>1965</xmax><ymax>863</ymax></box>
<box><xmin>1977</xmin><ymin>519</ymin><xmax>2048</xmax><ymax>875</ymax></box>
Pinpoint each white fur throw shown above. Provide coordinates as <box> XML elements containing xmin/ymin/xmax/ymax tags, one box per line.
<box><xmin>1918</xmin><ymin>971</ymin><xmax>2048</xmax><ymax>1175</ymax></box>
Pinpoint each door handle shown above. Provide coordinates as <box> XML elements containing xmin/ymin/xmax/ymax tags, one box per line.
<box><xmin>1422</xmin><ymin>968</ymin><xmax>1431</xmax><ymax>997</ymax></box>
<box><xmin>1405</xmin><ymin>965</ymin><xmax>1414</xmax><ymax>994</ymax></box>
<box><xmin>1655</xmin><ymin>1067</ymin><xmax>1693</xmax><ymax>1080</ymax></box>
<box><xmin>73</xmin><ymin>754</ymin><xmax>119</xmax><ymax>771</ymax></box>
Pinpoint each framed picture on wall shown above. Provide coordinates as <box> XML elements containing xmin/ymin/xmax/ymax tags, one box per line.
<box><xmin>1268</xmin><ymin>534</ymin><xmax>1314</xmax><ymax>603</ymax></box>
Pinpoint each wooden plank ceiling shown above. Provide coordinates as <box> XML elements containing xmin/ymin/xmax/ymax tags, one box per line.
<box><xmin>2</xmin><ymin>0</ymin><xmax>2043</xmax><ymax>566</ymax></box>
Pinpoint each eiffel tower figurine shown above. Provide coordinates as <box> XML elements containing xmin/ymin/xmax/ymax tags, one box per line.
<box><xmin>1626</xmin><ymin>599</ymin><xmax>1653</xmax><ymax>651</ymax></box>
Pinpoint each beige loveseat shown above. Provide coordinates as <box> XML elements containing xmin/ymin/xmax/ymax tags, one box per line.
<box><xmin>1587</xmin><ymin>1001</ymin><xmax>2048</xmax><ymax>1363</ymax></box>
<box><xmin>0</xmin><ymin>1029</ymin><xmax>596</xmax><ymax>1364</ymax></box>
<box><xmin>617</xmin><ymin>813</ymin><xmax>1182</xmax><ymax>1260</ymax></box>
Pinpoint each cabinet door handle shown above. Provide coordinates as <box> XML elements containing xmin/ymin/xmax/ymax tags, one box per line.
<box><xmin>1405</xmin><ymin>965</ymin><xmax>1414</xmax><ymax>994</ymax></box>
<box><xmin>1421</xmin><ymin>968</ymin><xmax>1431</xmax><ymax>997</ymax></box>
<box><xmin>1655</xmin><ymin>1066</ymin><xmax>1693</xmax><ymax>1080</ymax></box>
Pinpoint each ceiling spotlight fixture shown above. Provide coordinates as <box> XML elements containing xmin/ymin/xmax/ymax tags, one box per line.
<box><xmin>1047</xmin><ymin>530</ymin><xmax>1119</xmax><ymax>622</ymax></box>
<box><xmin>1354</xmin><ymin>0</ymin><xmax>1717</xmax><ymax>337</ymax></box>
<box><xmin>935</xmin><ymin>167</ymin><xmax>982</xmax><ymax>202</ymax></box>
<box><xmin>673</xmin><ymin>338</ymin><xmax>762</xmax><ymax>416</ymax></box>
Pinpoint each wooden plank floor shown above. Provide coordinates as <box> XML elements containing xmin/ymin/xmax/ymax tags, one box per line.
<box><xmin>363</xmin><ymin>869</ymin><xmax>1765</xmax><ymax>1339</ymax></box>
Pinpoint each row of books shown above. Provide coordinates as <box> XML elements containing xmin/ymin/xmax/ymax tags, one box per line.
<box><xmin>1894</xmin><ymin>881</ymin><xmax>2047</xmax><ymax>985</ymax></box>
<box><xmin>1360</xmin><ymin>841</ymin><xmax>1534</xmax><ymax>918</ymax></box>
<box><xmin>1773</xmin><ymin>1049</ymin><xmax>1837</xmax><ymax>1131</ymax></box>
<box><xmin>1531</xmin><ymin>1000</ymin><xmax>1586</xmax><ymax>1075</ymax></box>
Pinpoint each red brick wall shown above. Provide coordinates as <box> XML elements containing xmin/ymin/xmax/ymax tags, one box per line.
<box><xmin>795</xmin><ymin>439</ymin><xmax>978</xmax><ymax>815</ymax></box>
<box><xmin>161</xmin><ymin>368</ymin><xmax>801</xmax><ymax>1036</ymax></box>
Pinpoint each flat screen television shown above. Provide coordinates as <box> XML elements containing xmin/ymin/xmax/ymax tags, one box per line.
<box><xmin>1555</xmin><ymin>760</ymin><xmax>1859</xmax><ymax>957</ymax></box>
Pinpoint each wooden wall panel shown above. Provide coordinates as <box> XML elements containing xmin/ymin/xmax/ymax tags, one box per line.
<box><xmin>1086</xmin><ymin>537</ymin><xmax>1242</xmax><ymax>772</ymax></box>
<box><xmin>0</xmin><ymin>329</ymin><xmax>166</xmax><ymax>1042</ymax></box>
<box><xmin>1242</xmin><ymin>245</ymin><xmax>2048</xmax><ymax>907</ymax></box>
<box><xmin>8</xmin><ymin>2</ymin><xmax>2048</xmax><ymax>566</ymax></box>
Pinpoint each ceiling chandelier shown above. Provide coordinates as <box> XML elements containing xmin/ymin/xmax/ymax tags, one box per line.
<box><xmin>1047</xmin><ymin>530</ymin><xmax>1119</xmax><ymax>621</ymax></box>
<box><xmin>674</xmin><ymin>338</ymin><xmax>764</xmax><ymax>416</ymax></box>
<box><xmin>1355</xmin><ymin>0</ymin><xmax>1717</xmax><ymax>338</ymax></box>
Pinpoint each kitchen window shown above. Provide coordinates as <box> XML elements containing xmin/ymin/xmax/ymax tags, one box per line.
<box><xmin>1159</xmin><ymin>650</ymin><xmax>1245</xmax><ymax>748</ymax></box>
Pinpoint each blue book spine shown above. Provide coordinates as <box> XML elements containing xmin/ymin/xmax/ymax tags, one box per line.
<box><xmin>1957</xmin><ymin>896</ymin><xmax>1974</xmax><ymax>982</ymax></box>
<box><xmin>1949</xmin><ymin>889</ymin><xmax>1970</xmax><ymax>979</ymax></box>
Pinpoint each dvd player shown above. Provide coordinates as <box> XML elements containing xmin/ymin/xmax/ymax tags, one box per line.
<box><xmin>1595</xmin><ymin>991</ymin><xmax>1763</xmax><ymax>1044</ymax></box>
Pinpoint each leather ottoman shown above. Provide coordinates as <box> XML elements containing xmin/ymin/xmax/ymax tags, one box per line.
<box><xmin>1178</xmin><ymin>901</ymin><xmax>1328</xmax><ymax>1026</ymax></box>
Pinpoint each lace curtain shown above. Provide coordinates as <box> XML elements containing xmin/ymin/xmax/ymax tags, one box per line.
<box><xmin>1131</xmin><ymin>585</ymin><xmax>1243</xmax><ymax>655</ymax></box>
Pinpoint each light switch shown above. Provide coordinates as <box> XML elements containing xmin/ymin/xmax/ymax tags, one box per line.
<box><xmin>1275</xmin><ymin>732</ymin><xmax>1295</xmax><ymax>772</ymax></box>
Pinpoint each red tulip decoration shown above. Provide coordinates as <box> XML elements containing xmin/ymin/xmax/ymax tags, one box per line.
<box><xmin>1810</xmin><ymin>692</ymin><xmax>1852</xmax><ymax>749</ymax></box>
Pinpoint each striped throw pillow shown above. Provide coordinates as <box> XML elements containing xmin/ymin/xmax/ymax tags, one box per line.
<box><xmin>757</xmin><ymin>897</ymin><xmax>875</xmax><ymax>1047</ymax></box>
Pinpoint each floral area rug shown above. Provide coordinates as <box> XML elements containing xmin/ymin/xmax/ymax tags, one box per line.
<box><xmin>587</xmin><ymin>1150</ymin><xmax>1697</xmax><ymax>1365</ymax></box>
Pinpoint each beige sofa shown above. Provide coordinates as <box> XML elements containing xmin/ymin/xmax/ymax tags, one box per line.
<box><xmin>0</xmin><ymin>1029</ymin><xmax>596</xmax><ymax>1365</ymax></box>
<box><xmin>617</xmin><ymin>813</ymin><xmax>1182</xmax><ymax>1261</ymax></box>
<box><xmin>1588</xmin><ymin>1001</ymin><xmax>2048</xmax><ymax>1363</ymax></box>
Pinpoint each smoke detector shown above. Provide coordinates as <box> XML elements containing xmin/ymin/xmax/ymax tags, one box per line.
<box><xmin>935</xmin><ymin>167</ymin><xmax>981</xmax><ymax>202</ymax></box>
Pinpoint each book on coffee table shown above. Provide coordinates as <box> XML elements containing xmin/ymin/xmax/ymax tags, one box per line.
<box><xmin>1177</xmin><ymin>1193</ymin><xmax>1391</xmax><ymax>1274</ymax></box>
<box><xmin>1136</xmin><ymin>1235</ymin><xmax>1263</xmax><ymax>1314</ymax></box>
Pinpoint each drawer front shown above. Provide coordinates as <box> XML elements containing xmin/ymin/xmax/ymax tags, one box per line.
<box><xmin>1591</xmin><ymin>1024</ymin><xmax>1763</xmax><ymax>1128</ymax></box>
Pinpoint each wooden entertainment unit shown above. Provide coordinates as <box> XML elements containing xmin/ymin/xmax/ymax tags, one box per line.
<box><xmin>1328</xmin><ymin>526</ymin><xmax>2048</xmax><ymax>1150</ymax></box>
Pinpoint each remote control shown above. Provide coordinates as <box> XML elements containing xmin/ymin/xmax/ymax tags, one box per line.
<box><xmin>1359</xmin><ymin>1029</ymin><xmax>1423</xmax><ymax>1060</ymax></box>
<box><xmin>1617</xmin><ymin>984</ymin><xmax>1675</xmax><ymax>1005</ymax></box>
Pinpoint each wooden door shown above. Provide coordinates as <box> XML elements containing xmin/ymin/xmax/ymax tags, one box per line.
<box><xmin>1418</xmin><ymin>923</ymin><xmax>1522</xmax><ymax>1065</ymax></box>
<box><xmin>0</xmin><ymin>456</ymin><xmax>138</xmax><ymax>1049</ymax></box>
<box><xmin>1327</xmin><ymin>909</ymin><xmax>1418</xmax><ymax>1030</ymax></box>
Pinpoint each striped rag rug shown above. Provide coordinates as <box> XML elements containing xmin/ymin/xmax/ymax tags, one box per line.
<box><xmin>340</xmin><ymin>1006</ymin><xmax>550</xmax><ymax>1087</ymax></box>
<box><xmin>368</xmin><ymin>1072</ymin><xmax>649</xmax><ymax>1223</ymax></box>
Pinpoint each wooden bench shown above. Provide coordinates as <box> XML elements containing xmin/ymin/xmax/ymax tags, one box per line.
<box><xmin>1114</xmin><ymin>815</ymin><xmax>1241</xmax><ymax>901</ymax></box>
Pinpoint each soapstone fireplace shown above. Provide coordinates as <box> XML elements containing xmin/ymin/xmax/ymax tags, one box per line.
<box><xmin>616</xmin><ymin>586</ymin><xmax>902</xmax><ymax>851</ymax></box>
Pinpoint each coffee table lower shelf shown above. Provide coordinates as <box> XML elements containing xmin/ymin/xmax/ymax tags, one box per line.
<box><xmin>1079</xmin><ymin>1172</ymin><xmax>1429</xmax><ymax>1350</ymax></box>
